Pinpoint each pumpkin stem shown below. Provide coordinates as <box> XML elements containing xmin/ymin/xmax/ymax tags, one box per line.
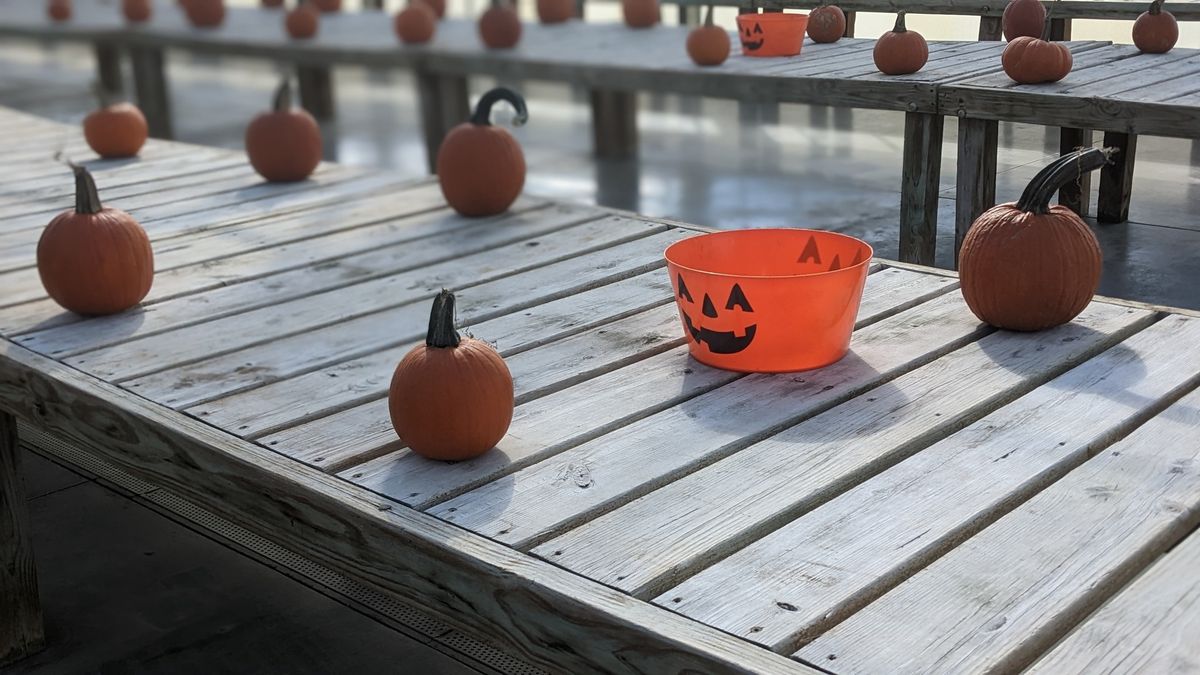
<box><xmin>1148</xmin><ymin>0</ymin><xmax>1164</xmax><ymax>14</ymax></box>
<box><xmin>703</xmin><ymin>4</ymin><xmax>715</xmax><ymax>26</ymax></box>
<box><xmin>56</xmin><ymin>154</ymin><xmax>103</xmax><ymax>215</ymax></box>
<box><xmin>892</xmin><ymin>11</ymin><xmax>907</xmax><ymax>32</ymax></box>
<box><xmin>469</xmin><ymin>87</ymin><xmax>528</xmax><ymax>127</ymax></box>
<box><xmin>426</xmin><ymin>289</ymin><xmax>462</xmax><ymax>348</ymax></box>
<box><xmin>272</xmin><ymin>76</ymin><xmax>292</xmax><ymax>112</ymax></box>
<box><xmin>1016</xmin><ymin>147</ymin><xmax>1115</xmax><ymax>215</ymax></box>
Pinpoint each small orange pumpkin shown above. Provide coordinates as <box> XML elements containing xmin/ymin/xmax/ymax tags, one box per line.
<box><xmin>687</xmin><ymin>6</ymin><xmax>730</xmax><ymax>66</ymax></box>
<box><xmin>1002</xmin><ymin>34</ymin><xmax>1072</xmax><ymax>83</ymax></box>
<box><xmin>1002</xmin><ymin>0</ymin><xmax>1046</xmax><ymax>40</ymax></box>
<box><xmin>38</xmin><ymin>163</ymin><xmax>154</xmax><ymax>316</ymax></box>
<box><xmin>312</xmin><ymin>0</ymin><xmax>340</xmax><ymax>11</ymax></box>
<box><xmin>437</xmin><ymin>87</ymin><xmax>527</xmax><ymax>217</ymax></box>
<box><xmin>1133</xmin><ymin>0</ymin><xmax>1178</xmax><ymax>53</ymax></box>
<box><xmin>479</xmin><ymin>0</ymin><xmax>522</xmax><ymax>49</ymax></box>
<box><xmin>47</xmin><ymin>0</ymin><xmax>72</xmax><ymax>21</ymax></box>
<box><xmin>807</xmin><ymin>4</ymin><xmax>846</xmax><ymax>43</ymax></box>
<box><xmin>286</xmin><ymin>1</ymin><xmax>319</xmax><ymax>38</ymax></box>
<box><xmin>245</xmin><ymin>77</ymin><xmax>322</xmax><ymax>182</ymax></box>
<box><xmin>959</xmin><ymin>148</ymin><xmax>1112</xmax><ymax>331</ymax></box>
<box><xmin>122</xmin><ymin>0</ymin><xmax>152</xmax><ymax>22</ymax></box>
<box><xmin>537</xmin><ymin>0</ymin><xmax>574</xmax><ymax>23</ymax></box>
<box><xmin>83</xmin><ymin>89</ymin><xmax>149</xmax><ymax>159</ymax></box>
<box><xmin>623</xmin><ymin>0</ymin><xmax>660</xmax><ymax>28</ymax></box>
<box><xmin>874</xmin><ymin>12</ymin><xmax>927</xmax><ymax>75</ymax></box>
<box><xmin>389</xmin><ymin>290</ymin><xmax>514</xmax><ymax>461</ymax></box>
<box><xmin>185</xmin><ymin>0</ymin><xmax>225</xmax><ymax>27</ymax></box>
<box><xmin>395</xmin><ymin>1</ymin><xmax>437</xmax><ymax>44</ymax></box>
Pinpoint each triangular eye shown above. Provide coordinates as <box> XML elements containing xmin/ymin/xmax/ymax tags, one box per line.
<box><xmin>676</xmin><ymin>274</ymin><xmax>694</xmax><ymax>303</ymax></box>
<box><xmin>753</xmin><ymin>23</ymin><xmax>764</xmax><ymax>34</ymax></box>
<box><xmin>725</xmin><ymin>284</ymin><xmax>753</xmax><ymax>312</ymax></box>
<box><xmin>702</xmin><ymin>294</ymin><xmax>719</xmax><ymax>318</ymax></box>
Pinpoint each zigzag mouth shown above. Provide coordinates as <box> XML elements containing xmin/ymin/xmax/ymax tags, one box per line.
<box><xmin>741</xmin><ymin>39</ymin><xmax>765</xmax><ymax>51</ymax></box>
<box><xmin>684</xmin><ymin>314</ymin><xmax>757</xmax><ymax>354</ymax></box>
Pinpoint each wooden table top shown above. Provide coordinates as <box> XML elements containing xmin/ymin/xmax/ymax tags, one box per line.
<box><xmin>1</xmin><ymin>107</ymin><xmax>1199</xmax><ymax>673</ymax></box>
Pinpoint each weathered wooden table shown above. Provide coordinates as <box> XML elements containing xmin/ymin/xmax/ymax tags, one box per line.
<box><xmin>3</xmin><ymin>107</ymin><xmax>1200</xmax><ymax>673</ymax></box>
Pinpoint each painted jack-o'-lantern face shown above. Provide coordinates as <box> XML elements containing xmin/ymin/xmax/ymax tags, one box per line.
<box><xmin>740</xmin><ymin>21</ymin><xmax>765</xmax><ymax>51</ymax></box>
<box><xmin>676</xmin><ymin>275</ymin><xmax>757</xmax><ymax>354</ymax></box>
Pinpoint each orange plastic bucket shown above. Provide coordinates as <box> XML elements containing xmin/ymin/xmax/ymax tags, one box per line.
<box><xmin>664</xmin><ymin>229</ymin><xmax>872</xmax><ymax>373</ymax></box>
<box><xmin>736</xmin><ymin>12</ymin><xmax>807</xmax><ymax>57</ymax></box>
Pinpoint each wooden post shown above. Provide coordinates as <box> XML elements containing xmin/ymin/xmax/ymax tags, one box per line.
<box><xmin>416</xmin><ymin>71</ymin><xmax>470</xmax><ymax>174</ymax></box>
<box><xmin>574</xmin><ymin>0</ymin><xmax>585</xmax><ymax>18</ymax></box>
<box><xmin>363</xmin><ymin>0</ymin><xmax>385</xmax><ymax>8</ymax></box>
<box><xmin>679</xmin><ymin>4</ymin><xmax>701</xmax><ymax>25</ymax></box>
<box><xmin>297</xmin><ymin>65</ymin><xmax>336</xmax><ymax>122</ymax></box>
<box><xmin>977</xmin><ymin>15</ymin><xmax>1002</xmax><ymax>40</ymax></box>
<box><xmin>0</xmin><ymin>411</ymin><xmax>44</xmax><ymax>667</ymax></box>
<box><xmin>1098</xmin><ymin>131</ymin><xmax>1137</xmax><ymax>223</ymax></box>
<box><xmin>1048</xmin><ymin>17</ymin><xmax>1072</xmax><ymax>40</ymax></box>
<box><xmin>94</xmin><ymin>42</ymin><xmax>123</xmax><ymax>95</ymax></box>
<box><xmin>1059</xmin><ymin>128</ymin><xmax>1094</xmax><ymax>216</ymax></box>
<box><xmin>843</xmin><ymin>10</ymin><xmax>856</xmax><ymax>37</ymax></box>
<box><xmin>899</xmin><ymin>112</ymin><xmax>945</xmax><ymax>266</ymax></box>
<box><xmin>954</xmin><ymin>118</ymin><xmax>998</xmax><ymax>267</ymax></box>
<box><xmin>129</xmin><ymin>46</ymin><xmax>172</xmax><ymax>139</ymax></box>
<box><xmin>590</xmin><ymin>89</ymin><xmax>638</xmax><ymax>160</ymax></box>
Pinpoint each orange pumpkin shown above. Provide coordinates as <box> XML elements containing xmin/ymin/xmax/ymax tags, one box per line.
<box><xmin>389</xmin><ymin>290</ymin><xmax>514</xmax><ymax>461</ymax></box>
<box><xmin>874</xmin><ymin>12</ymin><xmax>927</xmax><ymax>75</ymax></box>
<box><xmin>312</xmin><ymin>0</ymin><xmax>340</xmax><ymax>11</ymax></box>
<box><xmin>479</xmin><ymin>0</ymin><xmax>521</xmax><ymax>49</ymax></box>
<box><xmin>686</xmin><ymin>6</ymin><xmax>730</xmax><ymax>66</ymax></box>
<box><xmin>395</xmin><ymin>1</ymin><xmax>436</xmax><ymax>43</ymax></box>
<box><xmin>122</xmin><ymin>0</ymin><xmax>152</xmax><ymax>23</ymax></box>
<box><xmin>1002</xmin><ymin>0</ymin><xmax>1046</xmax><ymax>40</ymax></box>
<box><xmin>959</xmin><ymin>148</ymin><xmax>1111</xmax><ymax>331</ymax></box>
<box><xmin>537</xmin><ymin>0</ymin><xmax>574</xmax><ymax>23</ymax></box>
<box><xmin>437</xmin><ymin>87</ymin><xmax>527</xmax><ymax>217</ymax></box>
<box><xmin>83</xmin><ymin>93</ymin><xmax>148</xmax><ymax>159</ymax></box>
<box><xmin>623</xmin><ymin>0</ymin><xmax>660</xmax><ymax>28</ymax></box>
<box><xmin>807</xmin><ymin>4</ymin><xmax>846</xmax><ymax>43</ymax></box>
<box><xmin>185</xmin><ymin>0</ymin><xmax>225</xmax><ymax>27</ymax></box>
<box><xmin>244</xmin><ymin>77</ymin><xmax>322</xmax><ymax>182</ymax></box>
<box><xmin>285</xmin><ymin>1</ymin><xmax>319</xmax><ymax>38</ymax></box>
<box><xmin>38</xmin><ymin>163</ymin><xmax>154</xmax><ymax>316</ymax></box>
<box><xmin>1133</xmin><ymin>0</ymin><xmax>1178</xmax><ymax>53</ymax></box>
<box><xmin>1002</xmin><ymin>35</ymin><xmax>1072</xmax><ymax>83</ymax></box>
<box><xmin>47</xmin><ymin>0</ymin><xmax>72</xmax><ymax>21</ymax></box>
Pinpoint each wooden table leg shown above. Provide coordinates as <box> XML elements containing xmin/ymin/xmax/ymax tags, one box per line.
<box><xmin>843</xmin><ymin>10</ymin><xmax>856</xmax><ymax>37</ymax></box>
<box><xmin>1048</xmin><ymin>17</ymin><xmax>1072</xmax><ymax>40</ymax></box>
<box><xmin>1</xmin><ymin>411</ymin><xmax>44</xmax><ymax>667</ymax></box>
<box><xmin>297</xmin><ymin>65</ymin><xmax>336</xmax><ymax>122</ymax></box>
<box><xmin>900</xmin><ymin>112</ymin><xmax>944</xmax><ymax>266</ymax></box>
<box><xmin>591</xmin><ymin>89</ymin><xmax>638</xmax><ymax>160</ymax></box>
<box><xmin>955</xmin><ymin>118</ymin><xmax>998</xmax><ymax>267</ymax></box>
<box><xmin>1059</xmin><ymin>127</ymin><xmax>1094</xmax><ymax>216</ymax></box>
<box><xmin>363</xmin><ymin>0</ymin><xmax>385</xmax><ymax>8</ymax></box>
<box><xmin>574</xmin><ymin>0</ymin><xmax>585</xmax><ymax>18</ymax></box>
<box><xmin>416</xmin><ymin>71</ymin><xmax>470</xmax><ymax>174</ymax></box>
<box><xmin>94</xmin><ymin>41</ymin><xmax>123</xmax><ymax>95</ymax></box>
<box><xmin>977</xmin><ymin>15</ymin><xmax>1002</xmax><ymax>40</ymax></box>
<box><xmin>679</xmin><ymin>4</ymin><xmax>701</xmax><ymax>25</ymax></box>
<box><xmin>129</xmin><ymin>46</ymin><xmax>172</xmax><ymax>139</ymax></box>
<box><xmin>1098</xmin><ymin>131</ymin><xmax>1137</xmax><ymax>223</ymax></box>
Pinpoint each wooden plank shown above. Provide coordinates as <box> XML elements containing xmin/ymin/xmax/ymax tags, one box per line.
<box><xmin>660</xmin><ymin>314</ymin><xmax>1200</xmax><ymax>654</ymax></box>
<box><xmin>954</xmin><ymin>117</ymin><xmax>997</xmax><ymax>267</ymax></box>
<box><xmin>0</xmin><ymin>410</ymin><xmax>44</xmax><ymax>667</ymax></box>
<box><xmin>900</xmin><ymin>112</ymin><xmax>944</xmax><ymax>265</ymax></box>
<box><xmin>536</xmin><ymin>302</ymin><xmax>1153</xmax><ymax>598</ymax></box>
<box><xmin>940</xmin><ymin>87</ymin><xmax>1200</xmax><ymax>138</ymax></box>
<box><xmin>1028</xmin><ymin>526</ymin><xmax>1200</xmax><ymax>674</ymax></box>
<box><xmin>427</xmin><ymin>290</ymin><xmax>990</xmax><ymax>549</ymax></box>
<box><xmin>799</xmin><ymin>381</ymin><xmax>1200</xmax><ymax>675</ymax></box>
<box><xmin>1098</xmin><ymin>131</ymin><xmax>1136</xmax><ymax>223</ymax></box>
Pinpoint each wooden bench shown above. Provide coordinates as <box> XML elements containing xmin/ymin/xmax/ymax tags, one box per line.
<box><xmin>4</xmin><ymin>106</ymin><xmax>1200</xmax><ymax>673</ymax></box>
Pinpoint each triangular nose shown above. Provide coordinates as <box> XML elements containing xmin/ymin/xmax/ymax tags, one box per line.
<box><xmin>702</xmin><ymin>294</ymin><xmax>718</xmax><ymax>318</ymax></box>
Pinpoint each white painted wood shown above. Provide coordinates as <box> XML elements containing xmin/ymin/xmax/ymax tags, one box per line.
<box><xmin>799</xmin><ymin>382</ymin><xmax>1200</xmax><ymax>675</ymax></box>
<box><xmin>535</xmin><ymin>303</ymin><xmax>1154</xmax><ymax>597</ymax></box>
<box><xmin>660</xmin><ymin>315</ymin><xmax>1200</xmax><ymax>653</ymax></box>
<box><xmin>427</xmin><ymin>291</ymin><xmax>989</xmax><ymax>548</ymax></box>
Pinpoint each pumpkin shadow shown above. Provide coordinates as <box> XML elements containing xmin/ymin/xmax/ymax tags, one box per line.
<box><xmin>15</xmin><ymin>305</ymin><xmax>148</xmax><ymax>358</ymax></box>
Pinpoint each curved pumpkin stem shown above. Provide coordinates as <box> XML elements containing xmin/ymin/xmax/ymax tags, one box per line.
<box><xmin>469</xmin><ymin>87</ymin><xmax>528</xmax><ymax>127</ymax></box>
<box><xmin>892</xmin><ymin>11</ymin><xmax>907</xmax><ymax>32</ymax></box>
<box><xmin>56</xmin><ymin>153</ymin><xmax>103</xmax><ymax>215</ymax></box>
<box><xmin>1148</xmin><ymin>0</ymin><xmax>1164</xmax><ymax>14</ymax></box>
<box><xmin>273</xmin><ymin>76</ymin><xmax>292</xmax><ymax>112</ymax></box>
<box><xmin>703</xmin><ymin>4</ymin><xmax>715</xmax><ymax>27</ymax></box>
<box><xmin>426</xmin><ymin>289</ymin><xmax>462</xmax><ymax>348</ymax></box>
<box><xmin>1016</xmin><ymin>147</ymin><xmax>1115</xmax><ymax>215</ymax></box>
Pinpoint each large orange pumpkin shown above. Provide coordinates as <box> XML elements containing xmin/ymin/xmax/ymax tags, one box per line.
<box><xmin>623</xmin><ymin>0</ymin><xmax>660</xmax><ymax>28</ymax></box>
<box><xmin>395</xmin><ymin>1</ymin><xmax>436</xmax><ymax>43</ymax></box>
<box><xmin>122</xmin><ymin>0</ymin><xmax>152</xmax><ymax>23</ymax></box>
<box><xmin>479</xmin><ymin>0</ymin><xmax>522</xmax><ymax>49</ymax></box>
<box><xmin>244</xmin><ymin>77</ymin><xmax>323</xmax><ymax>182</ymax></box>
<box><xmin>874</xmin><ymin>12</ymin><xmax>927</xmax><ymax>75</ymax></box>
<box><xmin>286</xmin><ymin>1</ymin><xmax>319</xmax><ymax>38</ymax></box>
<box><xmin>1133</xmin><ymin>0</ymin><xmax>1178</xmax><ymax>53</ymax></box>
<box><xmin>437</xmin><ymin>87</ymin><xmax>527</xmax><ymax>217</ymax></box>
<box><xmin>537</xmin><ymin>0</ymin><xmax>574</xmax><ymax>23</ymax></box>
<box><xmin>1002</xmin><ymin>0</ymin><xmax>1046</xmax><ymax>40</ymax></box>
<box><xmin>959</xmin><ymin>148</ymin><xmax>1112</xmax><ymax>331</ymax></box>
<box><xmin>38</xmin><ymin>163</ymin><xmax>154</xmax><ymax>316</ymax></box>
<box><xmin>48</xmin><ymin>0</ymin><xmax>72</xmax><ymax>21</ymax></box>
<box><xmin>807</xmin><ymin>4</ymin><xmax>846</xmax><ymax>43</ymax></box>
<box><xmin>389</xmin><ymin>290</ymin><xmax>514</xmax><ymax>461</ymax></box>
<box><xmin>83</xmin><ymin>93</ymin><xmax>149</xmax><ymax>159</ymax></box>
<box><xmin>686</xmin><ymin>6</ymin><xmax>730</xmax><ymax>66</ymax></box>
<box><xmin>185</xmin><ymin>0</ymin><xmax>225</xmax><ymax>27</ymax></box>
<box><xmin>1002</xmin><ymin>35</ymin><xmax>1072</xmax><ymax>83</ymax></box>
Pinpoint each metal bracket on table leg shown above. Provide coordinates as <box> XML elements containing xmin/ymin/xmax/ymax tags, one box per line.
<box><xmin>899</xmin><ymin>112</ymin><xmax>945</xmax><ymax>266</ymax></box>
<box><xmin>1098</xmin><ymin>131</ymin><xmax>1137</xmax><ymax>224</ymax></box>
<box><xmin>0</xmin><ymin>411</ymin><xmax>44</xmax><ymax>667</ymax></box>
<box><xmin>416</xmin><ymin>71</ymin><xmax>470</xmax><ymax>174</ymax></box>
<box><xmin>590</xmin><ymin>89</ymin><xmax>639</xmax><ymax>160</ymax></box>
<box><xmin>129</xmin><ymin>46</ymin><xmax>173</xmax><ymax>139</ymax></box>
<box><xmin>297</xmin><ymin>65</ymin><xmax>336</xmax><ymax>122</ymax></box>
<box><xmin>955</xmin><ymin>118</ymin><xmax>998</xmax><ymax>267</ymax></box>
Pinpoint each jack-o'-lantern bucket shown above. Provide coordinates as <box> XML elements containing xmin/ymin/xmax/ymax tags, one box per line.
<box><xmin>665</xmin><ymin>229</ymin><xmax>872</xmax><ymax>373</ymax></box>
<box><xmin>735</xmin><ymin>12</ymin><xmax>807</xmax><ymax>57</ymax></box>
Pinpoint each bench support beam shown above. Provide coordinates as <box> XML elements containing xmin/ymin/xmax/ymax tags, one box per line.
<box><xmin>679</xmin><ymin>4</ymin><xmax>701</xmax><ymax>25</ymax></box>
<box><xmin>94</xmin><ymin>41</ymin><xmax>123</xmax><ymax>95</ymax></box>
<box><xmin>0</xmin><ymin>411</ymin><xmax>44</xmax><ymax>668</ymax></box>
<box><xmin>297</xmin><ymin>65</ymin><xmax>336</xmax><ymax>122</ymax></box>
<box><xmin>1059</xmin><ymin>127</ymin><xmax>1094</xmax><ymax>216</ymax></box>
<box><xmin>591</xmin><ymin>89</ymin><xmax>638</xmax><ymax>160</ymax></box>
<box><xmin>955</xmin><ymin>117</ymin><xmax>998</xmax><ymax>267</ymax></box>
<box><xmin>843</xmin><ymin>10</ymin><xmax>856</xmax><ymax>37</ymax></box>
<box><xmin>1048</xmin><ymin>17</ymin><xmax>1072</xmax><ymax>40</ymax></box>
<box><xmin>1098</xmin><ymin>131</ymin><xmax>1137</xmax><ymax>223</ymax></box>
<box><xmin>129</xmin><ymin>46</ymin><xmax>172</xmax><ymax>139</ymax></box>
<box><xmin>900</xmin><ymin>112</ymin><xmax>944</xmax><ymax>266</ymax></box>
<box><xmin>363</xmin><ymin>0</ymin><xmax>385</xmax><ymax>8</ymax></box>
<box><xmin>416</xmin><ymin>71</ymin><xmax>470</xmax><ymax>174</ymax></box>
<box><xmin>978</xmin><ymin>16</ymin><xmax>1002</xmax><ymax>40</ymax></box>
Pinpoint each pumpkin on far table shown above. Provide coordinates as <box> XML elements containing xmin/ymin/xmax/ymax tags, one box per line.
<box><xmin>122</xmin><ymin>0</ymin><xmax>152</xmax><ymax>23</ymax></box>
<box><xmin>1133</xmin><ymin>0</ymin><xmax>1178</xmax><ymax>53</ymax></box>
<box><xmin>1002</xmin><ymin>0</ymin><xmax>1046</xmax><ymax>40</ymax></box>
<box><xmin>48</xmin><ymin>0</ymin><xmax>72</xmax><ymax>22</ymax></box>
<box><xmin>687</xmin><ymin>6</ymin><xmax>730</xmax><ymax>66</ymax></box>
<box><xmin>959</xmin><ymin>147</ymin><xmax>1113</xmax><ymax>331</ymax></box>
<box><xmin>479</xmin><ymin>0</ymin><xmax>521</xmax><ymax>49</ymax></box>
<box><xmin>623</xmin><ymin>0</ymin><xmax>660</xmax><ymax>28</ymax></box>
<box><xmin>395</xmin><ymin>1</ymin><xmax>437</xmax><ymax>43</ymax></box>
<box><xmin>874</xmin><ymin>12</ymin><xmax>927</xmax><ymax>75</ymax></box>
<box><xmin>537</xmin><ymin>0</ymin><xmax>574</xmax><ymax>24</ymax></box>
<box><xmin>244</xmin><ymin>77</ymin><xmax>322</xmax><ymax>182</ymax></box>
<box><xmin>38</xmin><ymin>162</ymin><xmax>154</xmax><ymax>316</ymax></box>
<box><xmin>389</xmin><ymin>290</ymin><xmax>514</xmax><ymax>461</ymax></box>
<box><xmin>312</xmin><ymin>0</ymin><xmax>341</xmax><ymax>11</ymax></box>
<box><xmin>807</xmin><ymin>4</ymin><xmax>846</xmax><ymax>43</ymax></box>
<box><xmin>1002</xmin><ymin>32</ymin><xmax>1072</xmax><ymax>83</ymax></box>
<box><xmin>185</xmin><ymin>0</ymin><xmax>225</xmax><ymax>27</ymax></box>
<box><xmin>83</xmin><ymin>89</ymin><xmax>149</xmax><ymax>158</ymax></box>
<box><xmin>286</xmin><ymin>0</ymin><xmax>319</xmax><ymax>38</ymax></box>
<box><xmin>437</xmin><ymin>87</ymin><xmax>527</xmax><ymax>217</ymax></box>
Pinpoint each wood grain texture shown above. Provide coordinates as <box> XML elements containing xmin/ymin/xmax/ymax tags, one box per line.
<box><xmin>954</xmin><ymin>117</ymin><xmax>997</xmax><ymax>267</ymax></box>
<box><xmin>0</xmin><ymin>410</ymin><xmax>44</xmax><ymax>666</ymax></box>
<box><xmin>899</xmin><ymin>112</ymin><xmax>944</xmax><ymax>266</ymax></box>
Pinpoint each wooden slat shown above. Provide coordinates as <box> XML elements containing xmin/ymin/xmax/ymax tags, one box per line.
<box><xmin>660</xmin><ymin>314</ymin><xmax>1200</xmax><ymax>654</ymax></box>
<box><xmin>799</xmin><ymin>377</ymin><xmax>1200</xmax><ymax>674</ymax></box>
<box><xmin>0</xmin><ymin>411</ymin><xmax>43</xmax><ymax>666</ymax></box>
<box><xmin>535</xmin><ymin>302</ymin><xmax>1152</xmax><ymax>598</ymax></box>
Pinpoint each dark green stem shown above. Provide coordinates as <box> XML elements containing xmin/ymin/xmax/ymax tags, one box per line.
<box><xmin>892</xmin><ymin>11</ymin><xmax>907</xmax><ymax>32</ymax></box>
<box><xmin>703</xmin><ymin>4</ymin><xmax>714</xmax><ymax>26</ymax></box>
<box><xmin>273</xmin><ymin>76</ymin><xmax>292</xmax><ymax>112</ymax></box>
<box><xmin>1016</xmin><ymin>147</ymin><xmax>1115</xmax><ymax>215</ymax></box>
<box><xmin>69</xmin><ymin>162</ymin><xmax>103</xmax><ymax>214</ymax></box>
<box><xmin>469</xmin><ymin>87</ymin><xmax>528</xmax><ymax>127</ymax></box>
<box><xmin>426</xmin><ymin>289</ymin><xmax>461</xmax><ymax>348</ymax></box>
<box><xmin>1148</xmin><ymin>0</ymin><xmax>1164</xmax><ymax>14</ymax></box>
